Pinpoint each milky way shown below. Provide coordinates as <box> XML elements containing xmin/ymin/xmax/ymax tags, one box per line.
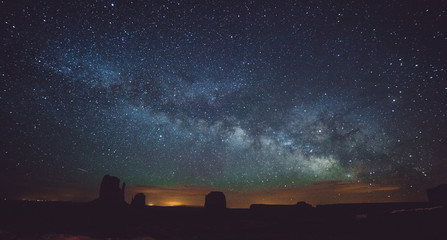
<box><xmin>1</xmin><ymin>0</ymin><xmax>447</xmax><ymax>204</ymax></box>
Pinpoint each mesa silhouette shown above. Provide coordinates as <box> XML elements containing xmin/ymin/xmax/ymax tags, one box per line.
<box><xmin>0</xmin><ymin>175</ymin><xmax>446</xmax><ymax>240</ymax></box>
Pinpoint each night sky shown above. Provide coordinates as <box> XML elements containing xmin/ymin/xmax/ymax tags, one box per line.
<box><xmin>1</xmin><ymin>0</ymin><xmax>447</xmax><ymax>208</ymax></box>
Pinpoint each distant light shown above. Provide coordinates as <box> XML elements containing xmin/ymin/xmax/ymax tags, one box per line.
<box><xmin>163</xmin><ymin>201</ymin><xmax>183</xmax><ymax>206</ymax></box>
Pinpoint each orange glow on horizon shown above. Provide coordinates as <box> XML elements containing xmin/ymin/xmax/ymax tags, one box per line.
<box><xmin>14</xmin><ymin>180</ymin><xmax>426</xmax><ymax>208</ymax></box>
<box><xmin>124</xmin><ymin>180</ymin><xmax>418</xmax><ymax>208</ymax></box>
<box><xmin>160</xmin><ymin>201</ymin><xmax>185</xmax><ymax>206</ymax></box>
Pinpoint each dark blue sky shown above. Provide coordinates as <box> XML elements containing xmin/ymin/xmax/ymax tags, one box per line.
<box><xmin>1</xmin><ymin>0</ymin><xmax>446</xmax><ymax>206</ymax></box>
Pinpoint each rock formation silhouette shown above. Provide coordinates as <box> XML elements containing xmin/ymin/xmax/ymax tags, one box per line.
<box><xmin>296</xmin><ymin>201</ymin><xmax>313</xmax><ymax>209</ymax></box>
<box><xmin>93</xmin><ymin>174</ymin><xmax>127</xmax><ymax>206</ymax></box>
<box><xmin>427</xmin><ymin>184</ymin><xmax>447</xmax><ymax>205</ymax></box>
<box><xmin>131</xmin><ymin>193</ymin><xmax>146</xmax><ymax>207</ymax></box>
<box><xmin>204</xmin><ymin>191</ymin><xmax>226</xmax><ymax>209</ymax></box>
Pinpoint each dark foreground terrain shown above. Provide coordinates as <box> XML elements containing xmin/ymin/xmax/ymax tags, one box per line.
<box><xmin>0</xmin><ymin>200</ymin><xmax>446</xmax><ymax>240</ymax></box>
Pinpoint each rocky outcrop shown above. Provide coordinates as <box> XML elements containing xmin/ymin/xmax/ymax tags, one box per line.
<box><xmin>427</xmin><ymin>184</ymin><xmax>447</xmax><ymax>205</ymax></box>
<box><xmin>93</xmin><ymin>174</ymin><xmax>127</xmax><ymax>206</ymax></box>
<box><xmin>131</xmin><ymin>193</ymin><xmax>146</xmax><ymax>207</ymax></box>
<box><xmin>204</xmin><ymin>191</ymin><xmax>226</xmax><ymax>209</ymax></box>
<box><xmin>296</xmin><ymin>201</ymin><xmax>313</xmax><ymax>209</ymax></box>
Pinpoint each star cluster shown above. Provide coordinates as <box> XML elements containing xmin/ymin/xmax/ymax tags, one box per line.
<box><xmin>1</xmin><ymin>0</ymin><xmax>447</xmax><ymax>203</ymax></box>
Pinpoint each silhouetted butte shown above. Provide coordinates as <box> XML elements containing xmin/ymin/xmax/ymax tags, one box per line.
<box><xmin>92</xmin><ymin>174</ymin><xmax>127</xmax><ymax>206</ymax></box>
<box><xmin>204</xmin><ymin>191</ymin><xmax>226</xmax><ymax>209</ymax></box>
<box><xmin>131</xmin><ymin>193</ymin><xmax>146</xmax><ymax>207</ymax></box>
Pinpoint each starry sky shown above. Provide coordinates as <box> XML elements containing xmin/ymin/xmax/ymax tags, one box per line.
<box><xmin>1</xmin><ymin>0</ymin><xmax>447</xmax><ymax>208</ymax></box>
